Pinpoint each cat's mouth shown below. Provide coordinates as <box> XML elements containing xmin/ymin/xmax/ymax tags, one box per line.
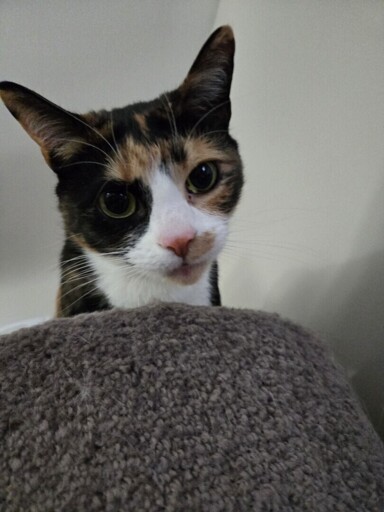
<box><xmin>166</xmin><ymin>261</ymin><xmax>208</xmax><ymax>285</ymax></box>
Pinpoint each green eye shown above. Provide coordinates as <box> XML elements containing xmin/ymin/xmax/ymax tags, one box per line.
<box><xmin>98</xmin><ymin>181</ymin><xmax>136</xmax><ymax>219</ymax></box>
<box><xmin>186</xmin><ymin>162</ymin><xmax>218</xmax><ymax>194</ymax></box>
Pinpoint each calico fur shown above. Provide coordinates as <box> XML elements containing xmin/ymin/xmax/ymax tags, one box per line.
<box><xmin>0</xmin><ymin>26</ymin><xmax>243</xmax><ymax>317</ymax></box>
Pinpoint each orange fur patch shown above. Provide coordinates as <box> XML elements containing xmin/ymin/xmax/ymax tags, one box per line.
<box><xmin>183</xmin><ymin>138</ymin><xmax>226</xmax><ymax>174</ymax></box>
<box><xmin>187</xmin><ymin>231</ymin><xmax>215</xmax><ymax>261</ymax></box>
<box><xmin>70</xmin><ymin>234</ymin><xmax>96</xmax><ymax>252</ymax></box>
<box><xmin>133</xmin><ymin>113</ymin><xmax>149</xmax><ymax>135</ymax></box>
<box><xmin>107</xmin><ymin>137</ymin><xmax>161</xmax><ymax>183</ymax></box>
<box><xmin>202</xmin><ymin>183</ymin><xmax>235</xmax><ymax>214</ymax></box>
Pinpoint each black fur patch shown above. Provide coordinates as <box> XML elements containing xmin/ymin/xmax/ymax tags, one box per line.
<box><xmin>58</xmin><ymin>240</ymin><xmax>111</xmax><ymax>317</ymax></box>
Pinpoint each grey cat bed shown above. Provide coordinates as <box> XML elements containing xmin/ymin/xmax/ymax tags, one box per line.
<box><xmin>1</xmin><ymin>304</ymin><xmax>383</xmax><ymax>511</ymax></box>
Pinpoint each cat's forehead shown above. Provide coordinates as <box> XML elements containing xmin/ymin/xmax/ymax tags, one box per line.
<box><xmin>105</xmin><ymin>134</ymin><xmax>236</xmax><ymax>186</ymax></box>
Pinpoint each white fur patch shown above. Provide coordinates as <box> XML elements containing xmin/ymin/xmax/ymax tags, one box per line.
<box><xmin>86</xmin><ymin>170</ymin><xmax>228</xmax><ymax>308</ymax></box>
<box><xmin>85</xmin><ymin>251</ymin><xmax>212</xmax><ymax>308</ymax></box>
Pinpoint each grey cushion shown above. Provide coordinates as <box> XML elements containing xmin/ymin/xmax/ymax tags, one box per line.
<box><xmin>1</xmin><ymin>304</ymin><xmax>383</xmax><ymax>511</ymax></box>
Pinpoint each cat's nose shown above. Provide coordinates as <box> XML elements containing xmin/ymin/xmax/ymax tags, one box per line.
<box><xmin>159</xmin><ymin>232</ymin><xmax>196</xmax><ymax>258</ymax></box>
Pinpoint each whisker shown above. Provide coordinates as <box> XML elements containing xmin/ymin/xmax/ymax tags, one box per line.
<box><xmin>160</xmin><ymin>93</ymin><xmax>179</xmax><ymax>143</ymax></box>
<box><xmin>230</xmin><ymin>210</ymin><xmax>318</xmax><ymax>232</ymax></box>
<box><xmin>60</xmin><ymin>262</ymin><xmax>93</xmax><ymax>276</ymax></box>
<box><xmin>58</xmin><ymin>236</ymin><xmax>126</xmax><ymax>260</ymax></box>
<box><xmin>57</xmin><ymin>161</ymin><xmax>110</xmax><ymax>170</ymax></box>
<box><xmin>62</xmin><ymin>271</ymin><xmax>94</xmax><ymax>285</ymax></box>
<box><xmin>222</xmin><ymin>243</ymin><xmax>314</xmax><ymax>265</ymax></box>
<box><xmin>60</xmin><ymin>263</ymin><xmax>151</xmax><ymax>303</ymax></box>
<box><xmin>55</xmin><ymin>137</ymin><xmax>112</xmax><ymax>162</ymax></box>
<box><xmin>109</xmin><ymin>110</ymin><xmax>119</xmax><ymax>153</ymax></box>
<box><xmin>187</xmin><ymin>99</ymin><xmax>230</xmax><ymax>139</ymax></box>
<box><xmin>59</xmin><ymin>275</ymin><xmax>100</xmax><ymax>301</ymax></box>
<box><xmin>65</xmin><ymin>263</ymin><xmax>94</xmax><ymax>274</ymax></box>
<box><xmin>61</xmin><ymin>258</ymin><xmax>126</xmax><ymax>278</ymax></box>
<box><xmin>56</xmin><ymin>107</ymin><xmax>121</xmax><ymax>162</ymax></box>
<box><xmin>233</xmin><ymin>206</ymin><xmax>314</xmax><ymax>220</ymax></box>
<box><xmin>109</xmin><ymin>110</ymin><xmax>126</xmax><ymax>168</ymax></box>
<box><xmin>221</xmin><ymin>247</ymin><xmax>296</xmax><ymax>265</ymax></box>
<box><xmin>60</xmin><ymin>254</ymin><xmax>88</xmax><ymax>265</ymax></box>
<box><xmin>226</xmin><ymin>237</ymin><xmax>319</xmax><ymax>255</ymax></box>
<box><xmin>198</xmin><ymin>129</ymin><xmax>229</xmax><ymax>138</ymax></box>
<box><xmin>62</xmin><ymin>284</ymin><xmax>102</xmax><ymax>312</ymax></box>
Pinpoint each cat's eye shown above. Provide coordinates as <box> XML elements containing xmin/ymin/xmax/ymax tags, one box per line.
<box><xmin>98</xmin><ymin>181</ymin><xmax>136</xmax><ymax>219</ymax></box>
<box><xmin>186</xmin><ymin>162</ymin><xmax>218</xmax><ymax>194</ymax></box>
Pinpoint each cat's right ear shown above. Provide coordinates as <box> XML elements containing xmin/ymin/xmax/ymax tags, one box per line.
<box><xmin>0</xmin><ymin>81</ymin><xmax>89</xmax><ymax>169</ymax></box>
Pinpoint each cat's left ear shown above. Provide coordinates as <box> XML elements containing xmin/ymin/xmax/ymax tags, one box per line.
<box><xmin>179</xmin><ymin>25</ymin><xmax>235</xmax><ymax>129</ymax></box>
<box><xmin>0</xmin><ymin>81</ymin><xmax>92</xmax><ymax>169</ymax></box>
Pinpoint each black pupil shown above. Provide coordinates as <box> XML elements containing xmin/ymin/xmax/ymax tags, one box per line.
<box><xmin>190</xmin><ymin>164</ymin><xmax>214</xmax><ymax>190</ymax></box>
<box><xmin>104</xmin><ymin>189</ymin><xmax>129</xmax><ymax>214</ymax></box>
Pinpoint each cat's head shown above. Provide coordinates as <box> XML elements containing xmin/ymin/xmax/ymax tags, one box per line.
<box><xmin>0</xmin><ymin>26</ymin><xmax>243</xmax><ymax>295</ymax></box>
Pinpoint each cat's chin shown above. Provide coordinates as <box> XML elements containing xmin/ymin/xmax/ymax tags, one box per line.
<box><xmin>166</xmin><ymin>261</ymin><xmax>208</xmax><ymax>285</ymax></box>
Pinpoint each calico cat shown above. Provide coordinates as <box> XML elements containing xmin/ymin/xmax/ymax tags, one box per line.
<box><xmin>0</xmin><ymin>26</ymin><xmax>243</xmax><ymax>317</ymax></box>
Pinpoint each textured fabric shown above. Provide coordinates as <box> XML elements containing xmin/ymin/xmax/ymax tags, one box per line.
<box><xmin>1</xmin><ymin>304</ymin><xmax>383</xmax><ymax>511</ymax></box>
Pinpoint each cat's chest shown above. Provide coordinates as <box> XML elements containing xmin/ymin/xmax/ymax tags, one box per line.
<box><xmin>86</xmin><ymin>251</ymin><xmax>212</xmax><ymax>308</ymax></box>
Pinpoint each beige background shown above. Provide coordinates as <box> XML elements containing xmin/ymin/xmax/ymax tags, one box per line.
<box><xmin>1</xmin><ymin>1</ymin><xmax>383</xmax><ymax>436</ymax></box>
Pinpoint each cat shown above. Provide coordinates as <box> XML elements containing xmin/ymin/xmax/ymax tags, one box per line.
<box><xmin>0</xmin><ymin>25</ymin><xmax>243</xmax><ymax>317</ymax></box>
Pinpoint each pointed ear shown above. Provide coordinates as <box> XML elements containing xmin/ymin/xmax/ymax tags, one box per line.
<box><xmin>0</xmin><ymin>81</ymin><xmax>90</xmax><ymax>167</ymax></box>
<box><xmin>179</xmin><ymin>25</ymin><xmax>235</xmax><ymax>129</ymax></box>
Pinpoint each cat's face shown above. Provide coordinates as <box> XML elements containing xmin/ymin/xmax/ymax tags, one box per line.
<box><xmin>57</xmin><ymin>108</ymin><xmax>242</xmax><ymax>289</ymax></box>
<box><xmin>0</xmin><ymin>26</ymin><xmax>243</xmax><ymax>312</ymax></box>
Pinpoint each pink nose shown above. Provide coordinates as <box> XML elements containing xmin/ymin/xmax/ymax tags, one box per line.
<box><xmin>160</xmin><ymin>233</ymin><xmax>195</xmax><ymax>258</ymax></box>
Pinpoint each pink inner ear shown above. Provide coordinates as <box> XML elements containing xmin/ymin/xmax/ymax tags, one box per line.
<box><xmin>0</xmin><ymin>83</ymin><xmax>86</xmax><ymax>163</ymax></box>
<box><xmin>28</xmin><ymin>114</ymin><xmax>61</xmax><ymax>149</ymax></box>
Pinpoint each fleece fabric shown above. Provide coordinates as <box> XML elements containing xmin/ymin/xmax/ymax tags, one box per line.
<box><xmin>0</xmin><ymin>303</ymin><xmax>383</xmax><ymax>511</ymax></box>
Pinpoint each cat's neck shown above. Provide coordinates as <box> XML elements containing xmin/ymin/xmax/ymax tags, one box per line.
<box><xmin>85</xmin><ymin>250</ymin><xmax>213</xmax><ymax>309</ymax></box>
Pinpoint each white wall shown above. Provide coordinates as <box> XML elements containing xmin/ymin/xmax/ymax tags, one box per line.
<box><xmin>1</xmin><ymin>0</ymin><xmax>383</xmax><ymax>437</ymax></box>
<box><xmin>216</xmin><ymin>0</ymin><xmax>384</xmax><ymax>437</ymax></box>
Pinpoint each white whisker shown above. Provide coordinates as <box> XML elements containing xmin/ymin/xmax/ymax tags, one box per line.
<box><xmin>109</xmin><ymin>110</ymin><xmax>126</xmax><ymax>169</ymax></box>
<box><xmin>222</xmin><ymin>243</ymin><xmax>314</xmax><ymax>265</ymax></box>
<box><xmin>62</xmin><ymin>285</ymin><xmax>101</xmax><ymax>312</ymax></box>
<box><xmin>55</xmin><ymin>137</ymin><xmax>112</xmax><ymax>162</ymax></box>
<box><xmin>59</xmin><ymin>277</ymin><xmax>100</xmax><ymax>301</ymax></box>
<box><xmin>160</xmin><ymin>93</ymin><xmax>179</xmax><ymax>143</ymax></box>
<box><xmin>57</xmin><ymin>161</ymin><xmax>110</xmax><ymax>170</ymax></box>
<box><xmin>58</xmin><ymin>107</ymin><xmax>121</xmax><ymax>162</ymax></box>
<box><xmin>187</xmin><ymin>99</ymin><xmax>230</xmax><ymax>139</ymax></box>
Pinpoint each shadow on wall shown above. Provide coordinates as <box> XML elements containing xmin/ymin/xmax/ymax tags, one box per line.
<box><xmin>281</xmin><ymin>183</ymin><xmax>384</xmax><ymax>439</ymax></box>
<box><xmin>327</xmin><ymin>250</ymin><xmax>384</xmax><ymax>441</ymax></box>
